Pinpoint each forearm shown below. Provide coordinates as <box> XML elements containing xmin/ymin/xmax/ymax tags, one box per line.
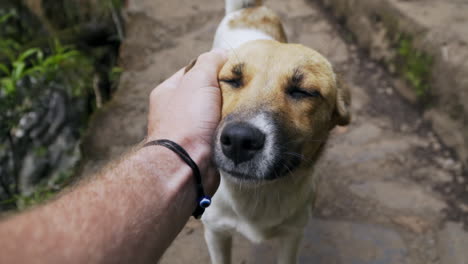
<box><xmin>0</xmin><ymin>49</ymin><xmax>225</xmax><ymax>264</ymax></box>
<box><xmin>0</xmin><ymin>146</ymin><xmax>201</xmax><ymax>264</ymax></box>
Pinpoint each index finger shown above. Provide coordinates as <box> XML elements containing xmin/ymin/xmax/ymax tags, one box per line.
<box><xmin>182</xmin><ymin>49</ymin><xmax>228</xmax><ymax>89</ymax></box>
<box><xmin>158</xmin><ymin>68</ymin><xmax>185</xmax><ymax>89</ymax></box>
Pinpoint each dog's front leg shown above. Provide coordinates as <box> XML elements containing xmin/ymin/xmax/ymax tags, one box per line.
<box><xmin>204</xmin><ymin>228</ymin><xmax>232</xmax><ymax>264</ymax></box>
<box><xmin>276</xmin><ymin>233</ymin><xmax>302</xmax><ymax>264</ymax></box>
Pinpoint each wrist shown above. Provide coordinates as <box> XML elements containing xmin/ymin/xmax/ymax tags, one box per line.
<box><xmin>146</xmin><ymin>135</ymin><xmax>212</xmax><ymax>171</ymax></box>
<box><xmin>135</xmin><ymin>145</ymin><xmax>194</xmax><ymax>186</ymax></box>
<box><xmin>140</xmin><ymin>137</ymin><xmax>216</xmax><ymax>217</ymax></box>
<box><xmin>144</xmin><ymin>134</ymin><xmax>219</xmax><ymax>196</ymax></box>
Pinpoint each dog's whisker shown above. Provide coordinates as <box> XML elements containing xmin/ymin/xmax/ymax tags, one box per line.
<box><xmin>276</xmin><ymin>185</ymin><xmax>281</xmax><ymax>215</ymax></box>
<box><xmin>282</xmin><ymin>138</ymin><xmax>328</xmax><ymax>145</ymax></box>
<box><xmin>253</xmin><ymin>182</ymin><xmax>261</xmax><ymax>213</ymax></box>
<box><xmin>282</xmin><ymin>161</ymin><xmax>295</xmax><ymax>177</ymax></box>
<box><xmin>282</xmin><ymin>151</ymin><xmax>305</xmax><ymax>159</ymax></box>
<box><xmin>282</xmin><ymin>152</ymin><xmax>314</xmax><ymax>163</ymax></box>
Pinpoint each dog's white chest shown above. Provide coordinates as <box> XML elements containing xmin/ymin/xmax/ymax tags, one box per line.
<box><xmin>202</xmin><ymin>175</ymin><xmax>314</xmax><ymax>243</ymax></box>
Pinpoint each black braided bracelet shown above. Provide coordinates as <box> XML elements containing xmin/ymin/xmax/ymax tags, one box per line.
<box><xmin>143</xmin><ymin>139</ymin><xmax>211</xmax><ymax>219</ymax></box>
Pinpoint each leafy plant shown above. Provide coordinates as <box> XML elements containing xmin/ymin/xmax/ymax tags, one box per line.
<box><xmin>397</xmin><ymin>36</ymin><xmax>433</xmax><ymax>97</ymax></box>
<box><xmin>0</xmin><ymin>11</ymin><xmax>93</xmax><ymax>208</ymax></box>
<box><xmin>0</xmin><ymin>39</ymin><xmax>85</xmax><ymax>131</ymax></box>
<box><xmin>0</xmin><ymin>1</ymin><xmax>122</xmax><ymax>210</ymax></box>
<box><xmin>0</xmin><ymin>169</ymin><xmax>72</xmax><ymax>210</ymax></box>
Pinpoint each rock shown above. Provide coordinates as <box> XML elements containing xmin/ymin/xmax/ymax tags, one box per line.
<box><xmin>14</xmin><ymin>91</ymin><xmax>83</xmax><ymax>194</ymax></box>
<box><xmin>178</xmin><ymin>218</ymin><xmax>411</xmax><ymax>264</ymax></box>
<box><xmin>400</xmin><ymin>123</ymin><xmax>409</xmax><ymax>132</ymax></box>
<box><xmin>393</xmin><ymin>79</ymin><xmax>418</xmax><ymax>104</ymax></box>
<box><xmin>438</xmin><ymin>222</ymin><xmax>468</xmax><ymax>264</ymax></box>
<box><xmin>328</xmin><ymin>138</ymin><xmax>414</xmax><ymax>168</ymax></box>
<box><xmin>317</xmin><ymin>0</ymin><xmax>468</xmax><ymax>167</ymax></box>
<box><xmin>18</xmin><ymin>152</ymin><xmax>49</xmax><ymax>194</ymax></box>
<box><xmin>385</xmin><ymin>87</ymin><xmax>394</xmax><ymax>95</ymax></box>
<box><xmin>432</xmin><ymin>142</ymin><xmax>441</xmax><ymax>151</ymax></box>
<box><xmin>412</xmin><ymin>167</ymin><xmax>453</xmax><ymax>183</ymax></box>
<box><xmin>345</xmin><ymin>123</ymin><xmax>382</xmax><ymax>145</ymax></box>
<box><xmin>161</xmin><ymin>219</ymin><xmax>251</xmax><ymax>264</ymax></box>
<box><xmin>434</xmin><ymin>156</ymin><xmax>457</xmax><ymax>171</ymax></box>
<box><xmin>393</xmin><ymin>215</ymin><xmax>429</xmax><ymax>234</ymax></box>
<box><xmin>299</xmin><ymin>219</ymin><xmax>408</xmax><ymax>264</ymax></box>
<box><xmin>348</xmin><ymin>83</ymin><xmax>369</xmax><ymax>111</ymax></box>
<box><xmin>349</xmin><ymin>181</ymin><xmax>446</xmax><ymax>213</ymax></box>
<box><xmin>459</xmin><ymin>203</ymin><xmax>468</xmax><ymax>213</ymax></box>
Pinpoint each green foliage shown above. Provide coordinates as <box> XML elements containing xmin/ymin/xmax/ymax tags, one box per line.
<box><xmin>0</xmin><ymin>37</ymin><xmax>93</xmax><ymax>138</ymax></box>
<box><xmin>109</xmin><ymin>66</ymin><xmax>123</xmax><ymax>85</ymax></box>
<box><xmin>397</xmin><ymin>36</ymin><xmax>433</xmax><ymax>97</ymax></box>
<box><xmin>15</xmin><ymin>186</ymin><xmax>56</xmax><ymax>209</ymax></box>
<box><xmin>0</xmin><ymin>8</ymin><xmax>35</xmax><ymax>46</ymax></box>
<box><xmin>0</xmin><ymin>1</ymin><xmax>122</xmax><ymax>211</ymax></box>
<box><xmin>1</xmin><ymin>169</ymin><xmax>73</xmax><ymax>210</ymax></box>
<box><xmin>0</xmin><ymin>8</ymin><xmax>95</xmax><ymax>208</ymax></box>
<box><xmin>34</xmin><ymin>146</ymin><xmax>47</xmax><ymax>157</ymax></box>
<box><xmin>0</xmin><ymin>13</ymin><xmax>13</xmax><ymax>24</ymax></box>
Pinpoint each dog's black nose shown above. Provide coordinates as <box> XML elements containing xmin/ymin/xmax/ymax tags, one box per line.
<box><xmin>220</xmin><ymin>123</ymin><xmax>265</xmax><ymax>165</ymax></box>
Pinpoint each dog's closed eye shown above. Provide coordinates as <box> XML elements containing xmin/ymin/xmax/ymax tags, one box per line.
<box><xmin>220</xmin><ymin>63</ymin><xmax>245</xmax><ymax>88</ymax></box>
<box><xmin>221</xmin><ymin>78</ymin><xmax>243</xmax><ymax>88</ymax></box>
<box><xmin>287</xmin><ymin>87</ymin><xmax>322</xmax><ymax>99</ymax></box>
<box><xmin>287</xmin><ymin>68</ymin><xmax>322</xmax><ymax>99</ymax></box>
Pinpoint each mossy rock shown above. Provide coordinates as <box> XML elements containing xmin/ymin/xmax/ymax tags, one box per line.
<box><xmin>395</xmin><ymin>35</ymin><xmax>433</xmax><ymax>98</ymax></box>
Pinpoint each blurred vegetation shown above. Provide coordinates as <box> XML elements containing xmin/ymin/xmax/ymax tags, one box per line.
<box><xmin>396</xmin><ymin>35</ymin><xmax>433</xmax><ymax>98</ymax></box>
<box><xmin>0</xmin><ymin>0</ymin><xmax>124</xmax><ymax>210</ymax></box>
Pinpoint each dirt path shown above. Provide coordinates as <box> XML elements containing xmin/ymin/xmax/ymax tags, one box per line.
<box><xmin>78</xmin><ymin>0</ymin><xmax>467</xmax><ymax>263</ymax></box>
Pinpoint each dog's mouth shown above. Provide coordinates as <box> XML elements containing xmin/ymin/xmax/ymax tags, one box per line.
<box><xmin>218</xmin><ymin>154</ymin><xmax>302</xmax><ymax>182</ymax></box>
<box><xmin>213</xmin><ymin>112</ymin><xmax>303</xmax><ymax>181</ymax></box>
<box><xmin>220</xmin><ymin>169</ymin><xmax>256</xmax><ymax>181</ymax></box>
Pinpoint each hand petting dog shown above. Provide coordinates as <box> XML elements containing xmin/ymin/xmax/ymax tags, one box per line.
<box><xmin>147</xmin><ymin>49</ymin><xmax>227</xmax><ymax>196</ymax></box>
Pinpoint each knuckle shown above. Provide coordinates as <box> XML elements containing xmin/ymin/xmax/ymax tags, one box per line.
<box><xmin>188</xmin><ymin>68</ymin><xmax>216</xmax><ymax>86</ymax></box>
<box><xmin>149</xmin><ymin>88</ymin><xmax>159</xmax><ymax>100</ymax></box>
<box><xmin>149</xmin><ymin>86</ymin><xmax>166</xmax><ymax>102</ymax></box>
<box><xmin>197</xmin><ymin>51</ymin><xmax>215</xmax><ymax>63</ymax></box>
<box><xmin>196</xmin><ymin>51</ymin><xmax>223</xmax><ymax>67</ymax></box>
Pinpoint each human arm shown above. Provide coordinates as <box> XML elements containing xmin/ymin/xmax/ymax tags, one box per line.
<box><xmin>0</xmin><ymin>49</ymin><xmax>227</xmax><ymax>264</ymax></box>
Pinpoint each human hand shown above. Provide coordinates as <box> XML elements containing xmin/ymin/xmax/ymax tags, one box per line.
<box><xmin>147</xmin><ymin>49</ymin><xmax>227</xmax><ymax>195</ymax></box>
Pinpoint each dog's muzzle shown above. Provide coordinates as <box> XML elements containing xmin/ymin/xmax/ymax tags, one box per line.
<box><xmin>220</xmin><ymin>122</ymin><xmax>266</xmax><ymax>165</ymax></box>
<box><xmin>214</xmin><ymin>112</ymin><xmax>301</xmax><ymax>181</ymax></box>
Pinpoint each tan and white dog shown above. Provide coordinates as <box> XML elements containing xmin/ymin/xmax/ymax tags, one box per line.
<box><xmin>200</xmin><ymin>0</ymin><xmax>351</xmax><ymax>263</ymax></box>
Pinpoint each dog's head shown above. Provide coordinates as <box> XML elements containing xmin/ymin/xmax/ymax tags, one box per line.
<box><xmin>213</xmin><ymin>40</ymin><xmax>350</xmax><ymax>182</ymax></box>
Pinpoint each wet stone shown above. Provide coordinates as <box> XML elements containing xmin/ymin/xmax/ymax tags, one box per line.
<box><xmin>438</xmin><ymin>222</ymin><xmax>468</xmax><ymax>264</ymax></box>
<box><xmin>349</xmin><ymin>181</ymin><xmax>446</xmax><ymax>213</ymax></box>
<box><xmin>345</xmin><ymin>123</ymin><xmax>382</xmax><ymax>146</ymax></box>
<box><xmin>299</xmin><ymin>218</ymin><xmax>408</xmax><ymax>264</ymax></box>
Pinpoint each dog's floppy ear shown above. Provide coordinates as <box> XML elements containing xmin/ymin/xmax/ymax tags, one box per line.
<box><xmin>184</xmin><ymin>58</ymin><xmax>197</xmax><ymax>74</ymax></box>
<box><xmin>332</xmin><ymin>77</ymin><xmax>351</xmax><ymax>127</ymax></box>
